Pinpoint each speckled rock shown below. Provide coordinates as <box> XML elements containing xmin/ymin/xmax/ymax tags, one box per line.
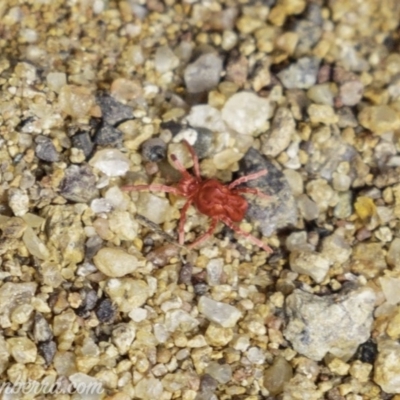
<box><xmin>141</xmin><ymin>138</ymin><xmax>167</xmax><ymax>162</ymax></box>
<box><xmin>184</xmin><ymin>105</ymin><xmax>227</xmax><ymax>133</ymax></box>
<box><xmin>221</xmin><ymin>91</ymin><xmax>271</xmax><ymax>135</ymax></box>
<box><xmin>198</xmin><ymin>296</ymin><xmax>242</xmax><ymax>328</ymax></box>
<box><xmin>89</xmin><ymin>149</ymin><xmax>130</xmax><ymax>177</ymax></box>
<box><xmin>238</xmin><ymin>148</ymin><xmax>297</xmax><ymax>236</ymax></box>
<box><xmin>308</xmin><ymin>104</ymin><xmax>338</xmax><ymax>125</ymax></box>
<box><xmin>105</xmin><ymin>278</ymin><xmax>150</xmax><ymax>312</ymax></box>
<box><xmin>184</xmin><ymin>53</ymin><xmax>223</xmax><ymax>93</ymax></box>
<box><xmin>135</xmin><ymin>377</ymin><xmax>163</xmax><ymax>399</ymax></box>
<box><xmin>358</xmin><ymin>105</ymin><xmax>400</xmax><ymax>135</ymax></box>
<box><xmin>71</xmin><ymin>130</ymin><xmax>94</xmax><ymax>159</ymax></box>
<box><xmin>93</xmin><ymin>248</ymin><xmax>140</xmax><ymax>277</ymax></box>
<box><xmin>289</xmin><ymin>250</ymin><xmax>330</xmax><ymax>283</ymax></box>
<box><xmin>35</xmin><ymin>136</ymin><xmax>59</xmax><ymax>162</ymax></box>
<box><xmin>173</xmin><ymin>127</ymin><xmax>214</xmax><ymax>159</ymax></box>
<box><xmin>264</xmin><ymin>357</ymin><xmax>293</xmax><ymax>396</ymax></box>
<box><xmin>58</xmin><ymin>85</ymin><xmax>95</xmax><ymax>118</ymax></box>
<box><xmin>284</xmin><ymin>287</ymin><xmax>376</xmax><ymax>361</ymax></box>
<box><xmin>8</xmin><ymin>188</ymin><xmax>29</xmax><ymax>217</ymax></box>
<box><xmin>96</xmin><ymin>93</ymin><xmax>133</xmax><ymax>125</ymax></box>
<box><xmin>136</xmin><ymin>193</ymin><xmax>172</xmax><ymax>225</ymax></box>
<box><xmin>93</xmin><ymin>122</ymin><xmax>123</xmax><ymax>146</ymax></box>
<box><xmin>277</xmin><ymin>57</ymin><xmax>320</xmax><ymax>89</ymax></box>
<box><xmin>33</xmin><ymin>312</ymin><xmax>53</xmax><ymax>342</ymax></box>
<box><xmin>38</xmin><ymin>340</ymin><xmax>57</xmax><ymax>365</ymax></box>
<box><xmin>112</xmin><ymin>323</ymin><xmax>136</xmax><ymax>355</ymax></box>
<box><xmin>155</xmin><ymin>45</ymin><xmax>179</xmax><ymax>73</ymax></box>
<box><xmin>7</xmin><ymin>337</ymin><xmax>37</xmax><ymax>364</ymax></box>
<box><xmin>42</xmin><ymin>205</ymin><xmax>85</xmax><ymax>266</ymax></box>
<box><xmin>374</xmin><ymin>340</ymin><xmax>400</xmax><ymax>394</ymax></box>
<box><xmin>350</xmin><ymin>243</ymin><xmax>386</xmax><ymax>279</ymax></box>
<box><xmin>261</xmin><ymin>107</ymin><xmax>295</xmax><ymax>157</ymax></box>
<box><xmin>60</xmin><ymin>164</ymin><xmax>98</xmax><ymax>203</ymax></box>
<box><xmin>0</xmin><ymin>282</ymin><xmax>37</xmax><ymax>329</ymax></box>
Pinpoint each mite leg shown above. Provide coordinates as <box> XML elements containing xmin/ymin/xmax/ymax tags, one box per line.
<box><xmin>234</xmin><ymin>187</ymin><xmax>271</xmax><ymax>201</ymax></box>
<box><xmin>221</xmin><ymin>216</ymin><xmax>273</xmax><ymax>253</ymax></box>
<box><xmin>187</xmin><ymin>218</ymin><xmax>218</xmax><ymax>249</ymax></box>
<box><xmin>228</xmin><ymin>169</ymin><xmax>268</xmax><ymax>189</ymax></box>
<box><xmin>121</xmin><ymin>184</ymin><xmax>181</xmax><ymax>196</ymax></box>
<box><xmin>182</xmin><ymin>140</ymin><xmax>201</xmax><ymax>179</ymax></box>
<box><xmin>178</xmin><ymin>199</ymin><xmax>193</xmax><ymax>245</ymax></box>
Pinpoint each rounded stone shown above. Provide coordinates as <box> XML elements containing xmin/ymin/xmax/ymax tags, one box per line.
<box><xmin>93</xmin><ymin>247</ymin><xmax>140</xmax><ymax>277</ymax></box>
<box><xmin>222</xmin><ymin>91</ymin><xmax>271</xmax><ymax>135</ymax></box>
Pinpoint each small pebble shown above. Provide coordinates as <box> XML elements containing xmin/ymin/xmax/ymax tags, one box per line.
<box><xmin>35</xmin><ymin>136</ymin><xmax>59</xmax><ymax>162</ymax></box>
<box><xmin>184</xmin><ymin>53</ymin><xmax>223</xmax><ymax>93</ymax></box>
<box><xmin>198</xmin><ymin>296</ymin><xmax>242</xmax><ymax>328</ymax></box>
<box><xmin>141</xmin><ymin>137</ymin><xmax>167</xmax><ymax>162</ymax></box>
<box><xmin>71</xmin><ymin>131</ymin><xmax>94</xmax><ymax>159</ymax></box>
<box><xmin>358</xmin><ymin>105</ymin><xmax>400</xmax><ymax>135</ymax></box>
<box><xmin>89</xmin><ymin>149</ymin><xmax>130</xmax><ymax>177</ymax></box>
<box><xmin>93</xmin><ymin>122</ymin><xmax>123</xmax><ymax>146</ymax></box>
<box><xmin>154</xmin><ymin>45</ymin><xmax>179</xmax><ymax>74</ymax></box>
<box><xmin>93</xmin><ymin>247</ymin><xmax>140</xmax><ymax>277</ymax></box>
<box><xmin>60</xmin><ymin>164</ymin><xmax>98</xmax><ymax>203</ymax></box>
<box><xmin>263</xmin><ymin>357</ymin><xmax>293</xmax><ymax>396</ymax></box>
<box><xmin>277</xmin><ymin>57</ymin><xmax>320</xmax><ymax>89</ymax></box>
<box><xmin>221</xmin><ymin>91</ymin><xmax>271</xmax><ymax>135</ymax></box>
<box><xmin>95</xmin><ymin>298</ymin><xmax>117</xmax><ymax>323</ymax></box>
<box><xmin>96</xmin><ymin>93</ymin><xmax>133</xmax><ymax>125</ymax></box>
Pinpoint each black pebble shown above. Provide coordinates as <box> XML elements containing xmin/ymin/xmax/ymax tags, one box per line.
<box><xmin>93</xmin><ymin>122</ymin><xmax>123</xmax><ymax>146</ymax></box>
<box><xmin>356</xmin><ymin>339</ymin><xmax>377</xmax><ymax>364</ymax></box>
<box><xmin>96</xmin><ymin>93</ymin><xmax>133</xmax><ymax>126</ymax></box>
<box><xmin>95</xmin><ymin>298</ymin><xmax>117</xmax><ymax>323</ymax></box>
<box><xmin>71</xmin><ymin>131</ymin><xmax>94</xmax><ymax>158</ymax></box>
<box><xmin>38</xmin><ymin>340</ymin><xmax>57</xmax><ymax>365</ymax></box>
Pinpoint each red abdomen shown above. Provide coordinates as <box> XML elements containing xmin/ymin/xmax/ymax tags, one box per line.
<box><xmin>193</xmin><ymin>179</ymin><xmax>248</xmax><ymax>222</ymax></box>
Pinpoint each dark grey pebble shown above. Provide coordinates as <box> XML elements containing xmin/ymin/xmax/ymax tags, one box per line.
<box><xmin>238</xmin><ymin>148</ymin><xmax>297</xmax><ymax>236</ymax></box>
<box><xmin>60</xmin><ymin>164</ymin><xmax>98</xmax><ymax>203</ymax></box>
<box><xmin>95</xmin><ymin>298</ymin><xmax>117</xmax><ymax>323</ymax></box>
<box><xmin>160</xmin><ymin>120</ymin><xmax>182</xmax><ymax>136</ymax></box>
<box><xmin>33</xmin><ymin>312</ymin><xmax>53</xmax><ymax>342</ymax></box>
<box><xmin>71</xmin><ymin>131</ymin><xmax>94</xmax><ymax>158</ymax></box>
<box><xmin>190</xmin><ymin>127</ymin><xmax>214</xmax><ymax>158</ymax></box>
<box><xmin>178</xmin><ymin>263</ymin><xmax>193</xmax><ymax>285</ymax></box>
<box><xmin>76</xmin><ymin>288</ymin><xmax>98</xmax><ymax>318</ymax></box>
<box><xmin>38</xmin><ymin>340</ymin><xmax>57</xmax><ymax>365</ymax></box>
<box><xmin>194</xmin><ymin>283</ymin><xmax>209</xmax><ymax>296</ymax></box>
<box><xmin>200</xmin><ymin>374</ymin><xmax>218</xmax><ymax>393</ymax></box>
<box><xmin>141</xmin><ymin>138</ymin><xmax>167</xmax><ymax>162</ymax></box>
<box><xmin>93</xmin><ymin>122</ymin><xmax>123</xmax><ymax>146</ymax></box>
<box><xmin>96</xmin><ymin>93</ymin><xmax>133</xmax><ymax>126</ymax></box>
<box><xmin>35</xmin><ymin>136</ymin><xmax>59</xmax><ymax>162</ymax></box>
<box><xmin>85</xmin><ymin>235</ymin><xmax>104</xmax><ymax>260</ymax></box>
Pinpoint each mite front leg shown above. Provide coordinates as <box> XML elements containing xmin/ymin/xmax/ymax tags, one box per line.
<box><xmin>187</xmin><ymin>218</ymin><xmax>218</xmax><ymax>249</ymax></box>
<box><xmin>228</xmin><ymin>169</ymin><xmax>268</xmax><ymax>189</ymax></box>
<box><xmin>221</xmin><ymin>216</ymin><xmax>273</xmax><ymax>253</ymax></box>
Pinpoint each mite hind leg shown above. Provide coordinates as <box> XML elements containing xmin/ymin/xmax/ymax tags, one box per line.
<box><xmin>178</xmin><ymin>199</ymin><xmax>193</xmax><ymax>245</ymax></box>
<box><xmin>221</xmin><ymin>216</ymin><xmax>273</xmax><ymax>253</ymax></box>
<box><xmin>121</xmin><ymin>184</ymin><xmax>181</xmax><ymax>195</ymax></box>
<box><xmin>187</xmin><ymin>218</ymin><xmax>218</xmax><ymax>249</ymax></box>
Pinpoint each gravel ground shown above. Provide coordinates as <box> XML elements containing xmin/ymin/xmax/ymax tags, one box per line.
<box><xmin>1</xmin><ymin>0</ymin><xmax>400</xmax><ymax>399</ymax></box>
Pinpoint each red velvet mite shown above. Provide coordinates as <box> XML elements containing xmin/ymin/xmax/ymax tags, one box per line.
<box><xmin>122</xmin><ymin>141</ymin><xmax>272</xmax><ymax>252</ymax></box>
